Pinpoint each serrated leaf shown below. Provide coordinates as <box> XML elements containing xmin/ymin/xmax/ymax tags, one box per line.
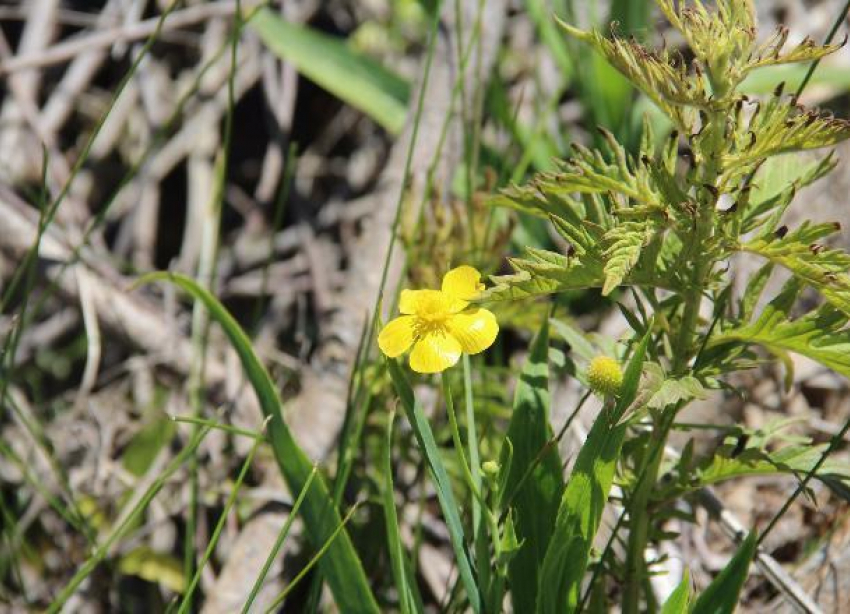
<box><xmin>602</xmin><ymin>221</ymin><xmax>655</xmax><ymax>295</ymax></box>
<box><xmin>500</xmin><ymin>320</ymin><xmax>563</xmax><ymax>613</ymax></box>
<box><xmin>654</xmin><ymin>0</ymin><xmax>756</xmax><ymax>96</ymax></box>
<box><xmin>747</xmin><ymin>27</ymin><xmax>844</xmax><ymax>71</ymax></box>
<box><xmin>742</xmin><ymin>152</ymin><xmax>837</xmax><ymax>234</ymax></box>
<box><xmin>557</xmin><ymin>20</ymin><xmax>703</xmax><ymax>130</ymax></box>
<box><xmin>715</xmin><ymin>275</ymin><xmax>850</xmax><ymax>384</ymax></box>
<box><xmin>725</xmin><ymin>97</ymin><xmax>850</xmax><ymax>173</ymax></box>
<box><xmin>739</xmin><ymin>222</ymin><xmax>850</xmax><ymax>317</ymax></box>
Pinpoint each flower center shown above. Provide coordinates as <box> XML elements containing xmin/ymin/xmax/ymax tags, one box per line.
<box><xmin>412</xmin><ymin>315</ymin><xmax>449</xmax><ymax>341</ymax></box>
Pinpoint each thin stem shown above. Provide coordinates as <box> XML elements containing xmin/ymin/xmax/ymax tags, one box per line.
<box><xmin>462</xmin><ymin>355</ymin><xmax>482</xmax><ymax>534</ymax></box>
<box><xmin>441</xmin><ymin>372</ymin><xmax>501</xmax><ymax>568</ymax></box>
<box><xmin>622</xmin><ymin>407</ymin><xmax>677</xmax><ymax>614</ymax></box>
<box><xmin>441</xmin><ymin>373</ymin><xmax>485</xmax><ymax>507</ymax></box>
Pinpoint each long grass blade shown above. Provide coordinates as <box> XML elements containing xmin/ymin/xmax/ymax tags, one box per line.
<box><xmin>134</xmin><ymin>272</ymin><xmax>379</xmax><ymax>613</ymax></box>
<box><xmin>386</xmin><ymin>358</ymin><xmax>482</xmax><ymax>613</ymax></box>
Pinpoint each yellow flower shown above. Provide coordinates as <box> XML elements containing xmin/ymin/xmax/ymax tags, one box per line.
<box><xmin>378</xmin><ymin>266</ymin><xmax>499</xmax><ymax>374</ymax></box>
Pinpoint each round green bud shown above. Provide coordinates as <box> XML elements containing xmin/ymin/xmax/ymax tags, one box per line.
<box><xmin>481</xmin><ymin>460</ymin><xmax>500</xmax><ymax>478</ymax></box>
<box><xmin>587</xmin><ymin>356</ymin><xmax>623</xmax><ymax>397</ymax></box>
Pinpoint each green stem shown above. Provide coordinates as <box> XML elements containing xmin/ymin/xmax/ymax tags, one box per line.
<box><xmin>441</xmin><ymin>372</ymin><xmax>501</xmax><ymax>572</ymax></box>
<box><xmin>622</xmin><ymin>407</ymin><xmax>676</xmax><ymax>614</ymax></box>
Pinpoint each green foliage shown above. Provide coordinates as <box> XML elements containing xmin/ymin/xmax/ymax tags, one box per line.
<box><xmin>691</xmin><ymin>532</ymin><xmax>757</xmax><ymax>614</ymax></box>
<box><xmin>135</xmin><ymin>273</ymin><xmax>380</xmax><ymax>614</ymax></box>
<box><xmin>537</xmin><ymin>332</ymin><xmax>650</xmax><ymax>613</ymax></box>
<box><xmin>250</xmin><ymin>8</ymin><xmax>410</xmax><ymax>133</ymax></box>
<box><xmin>485</xmin><ymin>1</ymin><xmax>850</xmax><ymax>611</ymax></box>
<box><xmin>710</xmin><ymin>278</ymin><xmax>850</xmax><ymax>382</ymax></box>
<box><xmin>386</xmin><ymin>359</ymin><xmax>481</xmax><ymax>613</ymax></box>
<box><xmin>499</xmin><ymin>320</ymin><xmax>563</xmax><ymax>612</ymax></box>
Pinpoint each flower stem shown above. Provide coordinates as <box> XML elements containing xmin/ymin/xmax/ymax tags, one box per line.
<box><xmin>441</xmin><ymin>372</ymin><xmax>501</xmax><ymax>567</ymax></box>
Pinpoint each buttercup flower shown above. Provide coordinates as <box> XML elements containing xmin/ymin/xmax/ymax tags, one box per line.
<box><xmin>378</xmin><ymin>266</ymin><xmax>499</xmax><ymax>374</ymax></box>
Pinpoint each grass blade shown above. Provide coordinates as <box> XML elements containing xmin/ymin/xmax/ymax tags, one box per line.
<box><xmin>499</xmin><ymin>318</ymin><xmax>564</xmax><ymax>612</ymax></box>
<box><xmin>250</xmin><ymin>7</ymin><xmax>410</xmax><ymax>134</ymax></box>
<box><xmin>134</xmin><ymin>272</ymin><xmax>379</xmax><ymax>613</ymax></box>
<box><xmin>537</xmin><ymin>331</ymin><xmax>651</xmax><ymax>613</ymax></box>
<box><xmin>386</xmin><ymin>358</ymin><xmax>482</xmax><ymax>614</ymax></box>
<box><xmin>383</xmin><ymin>409</ymin><xmax>424</xmax><ymax>614</ymax></box>
<box><xmin>691</xmin><ymin>533</ymin><xmax>757</xmax><ymax>614</ymax></box>
<box><xmin>241</xmin><ymin>467</ymin><xmax>318</xmax><ymax>614</ymax></box>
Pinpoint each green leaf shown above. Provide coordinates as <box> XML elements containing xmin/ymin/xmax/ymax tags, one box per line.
<box><xmin>249</xmin><ymin>8</ymin><xmax>409</xmax><ymax>134</ymax></box>
<box><xmin>691</xmin><ymin>532</ymin><xmax>757</xmax><ymax>614</ymax></box>
<box><xmin>386</xmin><ymin>359</ymin><xmax>481</xmax><ymax>613</ymax></box>
<box><xmin>537</xmin><ymin>331</ymin><xmax>650</xmax><ymax>613</ymax></box>
<box><xmin>134</xmin><ymin>273</ymin><xmax>379</xmax><ymax>613</ymax></box>
<box><xmin>746</xmin><ymin>27</ymin><xmax>844</xmax><ymax>71</ymax></box>
<box><xmin>659</xmin><ymin>569</ymin><xmax>690</xmax><ymax>614</ymax></box>
<box><xmin>641</xmin><ymin>364</ymin><xmax>708</xmax><ymax>411</ymax></box>
<box><xmin>499</xmin><ymin>320</ymin><xmax>564</xmax><ymax>613</ymax></box>
<box><xmin>655</xmin><ymin>0</ymin><xmax>756</xmax><ymax>96</ymax></box>
<box><xmin>382</xmin><ymin>411</ymin><xmax>423</xmax><ymax>614</ymax></box>
<box><xmin>713</xmin><ymin>275</ymin><xmax>850</xmax><ymax>380</ymax></box>
<box><xmin>725</xmin><ymin>96</ymin><xmax>850</xmax><ymax>173</ymax></box>
<box><xmin>739</xmin><ymin>222</ymin><xmax>850</xmax><ymax>317</ymax></box>
<box><xmin>602</xmin><ymin>221</ymin><xmax>654</xmax><ymax>295</ymax></box>
<box><xmin>557</xmin><ymin>20</ymin><xmax>704</xmax><ymax>130</ymax></box>
<box><xmin>742</xmin><ymin>153</ymin><xmax>837</xmax><ymax>235</ymax></box>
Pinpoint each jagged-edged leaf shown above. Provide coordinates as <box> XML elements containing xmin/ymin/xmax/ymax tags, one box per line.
<box><xmin>625</xmin><ymin>363</ymin><xmax>708</xmax><ymax>423</ymax></box>
<box><xmin>557</xmin><ymin>21</ymin><xmax>704</xmax><ymax>130</ymax></box>
<box><xmin>602</xmin><ymin>221</ymin><xmax>655</xmax><ymax>295</ymax></box>
<box><xmin>500</xmin><ymin>128</ymin><xmax>687</xmax><ymax>218</ymax></box>
<box><xmin>739</xmin><ymin>222</ymin><xmax>850</xmax><ymax>316</ymax></box>
<box><xmin>725</xmin><ymin>96</ymin><xmax>850</xmax><ymax>172</ymax></box>
<box><xmin>662</xmin><ymin>443</ymin><xmax>850</xmax><ymax>501</ymax></box>
<box><xmin>648</xmin><ymin>376</ymin><xmax>707</xmax><ymax>411</ymax></box>
<box><xmin>741</xmin><ymin>152</ymin><xmax>837</xmax><ymax>234</ymax></box>
<box><xmin>747</xmin><ymin>27</ymin><xmax>845</xmax><ymax>71</ymax></box>
<box><xmin>654</xmin><ymin>0</ymin><xmax>756</xmax><ymax>95</ymax></box>
<box><xmin>712</xmin><ymin>277</ymin><xmax>850</xmax><ymax>379</ymax></box>
<box><xmin>488</xmin><ymin>184</ymin><xmax>586</xmax><ymax>224</ymax></box>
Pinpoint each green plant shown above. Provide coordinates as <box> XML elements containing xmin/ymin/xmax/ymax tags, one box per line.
<box><xmin>480</xmin><ymin>0</ymin><xmax>850</xmax><ymax>611</ymax></box>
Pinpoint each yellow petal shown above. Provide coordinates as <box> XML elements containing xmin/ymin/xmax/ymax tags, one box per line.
<box><xmin>409</xmin><ymin>334</ymin><xmax>462</xmax><ymax>374</ymax></box>
<box><xmin>378</xmin><ymin>316</ymin><xmax>416</xmax><ymax>357</ymax></box>
<box><xmin>399</xmin><ymin>289</ymin><xmax>453</xmax><ymax>315</ymax></box>
<box><xmin>447</xmin><ymin>309</ymin><xmax>499</xmax><ymax>354</ymax></box>
<box><xmin>442</xmin><ymin>266</ymin><xmax>484</xmax><ymax>305</ymax></box>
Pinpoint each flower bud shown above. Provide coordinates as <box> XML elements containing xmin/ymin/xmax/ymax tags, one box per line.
<box><xmin>587</xmin><ymin>356</ymin><xmax>623</xmax><ymax>397</ymax></box>
<box><xmin>482</xmin><ymin>460</ymin><xmax>500</xmax><ymax>478</ymax></box>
